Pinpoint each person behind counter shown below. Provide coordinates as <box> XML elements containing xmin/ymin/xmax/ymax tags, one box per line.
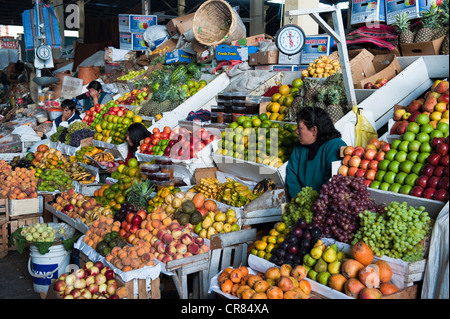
<box><xmin>285</xmin><ymin>106</ymin><xmax>347</xmax><ymax>200</ymax></box>
<box><xmin>80</xmin><ymin>80</ymin><xmax>113</xmax><ymax>111</ymax></box>
<box><xmin>48</xmin><ymin>99</ymin><xmax>82</xmax><ymax>137</ymax></box>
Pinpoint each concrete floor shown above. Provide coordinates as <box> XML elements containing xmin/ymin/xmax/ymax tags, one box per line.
<box><xmin>0</xmin><ymin>248</ymin><xmax>180</xmax><ymax>299</ymax></box>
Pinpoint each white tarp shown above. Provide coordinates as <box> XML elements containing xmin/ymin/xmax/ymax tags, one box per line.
<box><xmin>421</xmin><ymin>203</ymin><xmax>449</xmax><ymax>299</ymax></box>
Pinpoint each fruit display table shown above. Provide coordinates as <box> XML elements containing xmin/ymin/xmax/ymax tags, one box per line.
<box><xmin>45</xmin><ymin>202</ymin><xmax>89</xmax><ymax>234</ymax></box>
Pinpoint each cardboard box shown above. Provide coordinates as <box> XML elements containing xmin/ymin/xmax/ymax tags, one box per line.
<box><xmin>165</xmin><ymin>12</ymin><xmax>195</xmax><ymax>36</ymax></box>
<box><xmin>118</xmin><ymin>14</ymin><xmax>157</xmax><ymax>33</ymax></box>
<box><xmin>230</xmin><ymin>34</ymin><xmax>273</xmax><ymax>47</ymax></box>
<box><xmin>9</xmin><ymin>198</ymin><xmax>40</xmax><ymax>217</ymax></box>
<box><xmin>400</xmin><ymin>36</ymin><xmax>445</xmax><ymax>56</ymax></box>
<box><xmin>165</xmin><ymin>49</ymin><xmax>195</xmax><ymax>64</ymax></box>
<box><xmin>350</xmin><ymin>50</ymin><xmax>402</xmax><ymax>89</ymax></box>
<box><xmin>215</xmin><ymin>45</ymin><xmax>258</xmax><ymax>61</ymax></box>
<box><xmin>248</xmin><ymin>51</ymin><xmax>279</xmax><ymax>66</ymax></box>
<box><xmin>385</xmin><ymin>0</ymin><xmax>431</xmax><ymax>25</ymax></box>
<box><xmin>194</xmin><ymin>167</ymin><xmax>218</xmax><ymax>184</ymax></box>
<box><xmin>300</xmin><ymin>35</ymin><xmax>334</xmax><ymax>65</ymax></box>
<box><xmin>120</xmin><ymin>32</ymin><xmax>149</xmax><ymax>51</ymax></box>
<box><xmin>351</xmin><ymin>0</ymin><xmax>386</xmax><ymax>25</ymax></box>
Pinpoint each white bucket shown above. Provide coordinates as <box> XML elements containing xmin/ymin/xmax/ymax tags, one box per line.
<box><xmin>28</xmin><ymin>244</ymin><xmax>72</xmax><ymax>293</ymax></box>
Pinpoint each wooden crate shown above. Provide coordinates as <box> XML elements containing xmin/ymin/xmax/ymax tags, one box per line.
<box><xmin>9</xmin><ymin>197</ymin><xmax>40</xmax><ymax>217</ymax></box>
<box><xmin>0</xmin><ymin>197</ymin><xmax>10</xmax><ymax>223</ymax></box>
<box><xmin>0</xmin><ymin>220</ymin><xmax>9</xmax><ymax>258</ymax></box>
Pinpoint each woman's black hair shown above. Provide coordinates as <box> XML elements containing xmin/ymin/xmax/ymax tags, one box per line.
<box><xmin>61</xmin><ymin>99</ymin><xmax>77</xmax><ymax>111</ymax></box>
<box><xmin>15</xmin><ymin>61</ymin><xmax>25</xmax><ymax>72</ymax></box>
<box><xmin>296</xmin><ymin>106</ymin><xmax>341</xmax><ymax>144</ymax></box>
<box><xmin>127</xmin><ymin>122</ymin><xmax>151</xmax><ymax>153</ymax></box>
<box><xmin>87</xmin><ymin>80</ymin><xmax>103</xmax><ymax>92</ymax></box>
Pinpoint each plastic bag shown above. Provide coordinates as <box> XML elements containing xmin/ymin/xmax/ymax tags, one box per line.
<box><xmin>354</xmin><ymin>106</ymin><xmax>378</xmax><ymax>147</ymax></box>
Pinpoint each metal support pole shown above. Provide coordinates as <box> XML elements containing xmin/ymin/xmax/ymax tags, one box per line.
<box><xmin>285</xmin><ymin>6</ymin><xmax>357</xmax><ymax>107</ymax></box>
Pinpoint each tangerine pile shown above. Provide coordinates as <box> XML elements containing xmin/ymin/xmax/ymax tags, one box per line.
<box><xmin>218</xmin><ymin>264</ymin><xmax>312</xmax><ymax>299</ymax></box>
<box><xmin>0</xmin><ymin>160</ymin><xmax>38</xmax><ymax>200</ymax></box>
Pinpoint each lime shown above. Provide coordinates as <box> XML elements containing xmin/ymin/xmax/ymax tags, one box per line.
<box><xmin>243</xmin><ymin>120</ymin><xmax>253</xmax><ymax>128</ymax></box>
<box><xmin>259</xmin><ymin>113</ymin><xmax>269</xmax><ymax>121</ymax></box>
<box><xmin>252</xmin><ymin>118</ymin><xmax>261</xmax><ymax>127</ymax></box>
<box><xmin>228</xmin><ymin>122</ymin><xmax>239</xmax><ymax>130</ymax></box>
<box><xmin>237</xmin><ymin>116</ymin><xmax>247</xmax><ymax>126</ymax></box>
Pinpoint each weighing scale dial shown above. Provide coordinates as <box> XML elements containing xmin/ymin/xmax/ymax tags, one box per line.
<box><xmin>275</xmin><ymin>24</ymin><xmax>306</xmax><ymax>56</ymax></box>
<box><xmin>36</xmin><ymin>45</ymin><xmax>52</xmax><ymax>61</ymax></box>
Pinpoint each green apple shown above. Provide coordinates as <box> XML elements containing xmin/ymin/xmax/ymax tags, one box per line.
<box><xmin>378</xmin><ymin>160</ymin><xmax>390</xmax><ymax>171</ymax></box>
<box><xmin>436</xmin><ymin>122</ymin><xmax>449</xmax><ymax>135</ymax></box>
<box><xmin>398</xmin><ymin>141</ymin><xmax>410</xmax><ymax>152</ymax></box>
<box><xmin>375</xmin><ymin>170</ymin><xmax>387</xmax><ymax>182</ymax></box>
<box><xmin>430</xmin><ymin>129</ymin><xmax>444</xmax><ymax>139</ymax></box>
<box><xmin>415</xmin><ymin>113</ymin><xmax>430</xmax><ymax>125</ymax></box>
<box><xmin>404</xmin><ymin>173</ymin><xmax>419</xmax><ymax>186</ymax></box>
<box><xmin>399</xmin><ymin>184</ymin><xmax>412</xmax><ymax>195</ymax></box>
<box><xmin>406</xmin><ymin>122</ymin><xmax>420</xmax><ymax>134</ymax></box>
<box><xmin>395</xmin><ymin>151</ymin><xmax>408</xmax><ymax>162</ymax></box>
<box><xmin>408</xmin><ymin>140</ymin><xmax>421</xmax><ymax>152</ymax></box>
<box><xmin>383</xmin><ymin>171</ymin><xmax>396</xmax><ymax>184</ymax></box>
<box><xmin>416</xmin><ymin>132</ymin><xmax>430</xmax><ymax>143</ymax></box>
<box><xmin>411</xmin><ymin>162</ymin><xmax>424</xmax><ymax>175</ymax></box>
<box><xmin>370</xmin><ymin>180</ymin><xmax>381</xmax><ymax>189</ymax></box>
<box><xmin>406</xmin><ymin>150</ymin><xmax>419</xmax><ymax>162</ymax></box>
<box><xmin>391</xmin><ymin>139</ymin><xmax>401</xmax><ymax>150</ymax></box>
<box><xmin>388</xmin><ymin>160</ymin><xmax>400</xmax><ymax>173</ymax></box>
<box><xmin>395</xmin><ymin>171</ymin><xmax>409</xmax><ymax>184</ymax></box>
<box><xmin>402</xmin><ymin>132</ymin><xmax>416</xmax><ymax>142</ymax></box>
<box><xmin>420</xmin><ymin>123</ymin><xmax>434</xmax><ymax>134</ymax></box>
<box><xmin>419</xmin><ymin>142</ymin><xmax>432</xmax><ymax>153</ymax></box>
<box><xmin>389</xmin><ymin>183</ymin><xmax>402</xmax><ymax>193</ymax></box>
<box><xmin>399</xmin><ymin>160</ymin><xmax>414</xmax><ymax>174</ymax></box>
<box><xmin>380</xmin><ymin>182</ymin><xmax>391</xmax><ymax>191</ymax></box>
<box><xmin>385</xmin><ymin>149</ymin><xmax>398</xmax><ymax>161</ymax></box>
<box><xmin>417</xmin><ymin>152</ymin><xmax>431</xmax><ymax>164</ymax></box>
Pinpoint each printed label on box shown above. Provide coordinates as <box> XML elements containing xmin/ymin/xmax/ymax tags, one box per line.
<box><xmin>385</xmin><ymin>0</ymin><xmax>431</xmax><ymax>25</ymax></box>
<box><xmin>132</xmin><ymin>33</ymin><xmax>148</xmax><ymax>51</ymax></box>
<box><xmin>300</xmin><ymin>35</ymin><xmax>334</xmax><ymax>65</ymax></box>
<box><xmin>118</xmin><ymin>14</ymin><xmax>130</xmax><ymax>33</ymax></box>
<box><xmin>215</xmin><ymin>45</ymin><xmax>258</xmax><ymax>61</ymax></box>
<box><xmin>351</xmin><ymin>0</ymin><xmax>386</xmax><ymax>25</ymax></box>
<box><xmin>119</xmin><ymin>32</ymin><xmax>132</xmax><ymax>51</ymax></box>
<box><xmin>165</xmin><ymin>49</ymin><xmax>195</xmax><ymax>64</ymax></box>
<box><xmin>129</xmin><ymin>15</ymin><xmax>157</xmax><ymax>33</ymax></box>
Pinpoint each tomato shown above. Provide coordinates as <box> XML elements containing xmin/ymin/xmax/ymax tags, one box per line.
<box><xmin>151</xmin><ymin>138</ymin><xmax>160</xmax><ymax>145</ymax></box>
<box><xmin>163</xmin><ymin>126</ymin><xmax>171</xmax><ymax>134</ymax></box>
<box><xmin>140</xmin><ymin>144</ymin><xmax>148</xmax><ymax>152</ymax></box>
<box><xmin>144</xmin><ymin>137</ymin><xmax>151</xmax><ymax>144</ymax></box>
<box><xmin>153</xmin><ymin>128</ymin><xmax>160</xmax><ymax>134</ymax></box>
<box><xmin>153</xmin><ymin>132</ymin><xmax>161</xmax><ymax>139</ymax></box>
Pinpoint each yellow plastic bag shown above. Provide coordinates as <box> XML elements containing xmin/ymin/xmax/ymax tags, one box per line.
<box><xmin>353</xmin><ymin>106</ymin><xmax>378</xmax><ymax>147</ymax></box>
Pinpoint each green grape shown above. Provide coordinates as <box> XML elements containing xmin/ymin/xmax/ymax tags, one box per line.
<box><xmin>282</xmin><ymin>187</ymin><xmax>319</xmax><ymax>226</ymax></box>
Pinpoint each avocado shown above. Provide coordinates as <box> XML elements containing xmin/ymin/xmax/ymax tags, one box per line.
<box><xmin>181</xmin><ymin>200</ymin><xmax>196</xmax><ymax>214</ymax></box>
<box><xmin>26</xmin><ymin>152</ymin><xmax>34</xmax><ymax>162</ymax></box>
<box><xmin>190</xmin><ymin>211</ymin><xmax>203</xmax><ymax>225</ymax></box>
<box><xmin>178</xmin><ymin>213</ymin><xmax>191</xmax><ymax>225</ymax></box>
<box><xmin>96</xmin><ymin>241</ymin><xmax>107</xmax><ymax>253</ymax></box>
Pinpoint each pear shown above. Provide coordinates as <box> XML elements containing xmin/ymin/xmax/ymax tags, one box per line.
<box><xmin>330</xmin><ymin>244</ymin><xmax>338</xmax><ymax>252</ymax></box>
<box><xmin>213</xmin><ymin>221</ymin><xmax>224</xmax><ymax>232</ymax></box>
<box><xmin>226</xmin><ymin>209</ymin><xmax>236</xmax><ymax>217</ymax></box>
<box><xmin>322</xmin><ymin>247</ymin><xmax>337</xmax><ymax>263</ymax></box>
<box><xmin>327</xmin><ymin>260</ymin><xmax>341</xmax><ymax>274</ymax></box>
<box><xmin>207</xmin><ymin>226</ymin><xmax>217</xmax><ymax>239</ymax></box>
<box><xmin>317</xmin><ymin>271</ymin><xmax>331</xmax><ymax>286</ymax></box>
<box><xmin>310</xmin><ymin>246</ymin><xmax>323</xmax><ymax>260</ymax></box>
<box><xmin>199</xmin><ymin>228</ymin><xmax>207</xmax><ymax>238</ymax></box>
<box><xmin>336</xmin><ymin>251</ymin><xmax>345</xmax><ymax>261</ymax></box>
<box><xmin>202</xmin><ymin>215</ymin><xmax>213</xmax><ymax>229</ymax></box>
<box><xmin>214</xmin><ymin>212</ymin><xmax>226</xmax><ymax>222</ymax></box>
<box><xmin>314</xmin><ymin>258</ymin><xmax>328</xmax><ymax>273</ymax></box>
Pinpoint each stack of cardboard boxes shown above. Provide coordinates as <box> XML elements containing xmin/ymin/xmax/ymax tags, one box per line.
<box><xmin>119</xmin><ymin>14</ymin><xmax>158</xmax><ymax>51</ymax></box>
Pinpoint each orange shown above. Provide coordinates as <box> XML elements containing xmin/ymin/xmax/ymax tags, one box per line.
<box><xmin>269</xmin><ymin>102</ymin><xmax>281</xmax><ymax>113</ymax></box>
<box><xmin>279</xmin><ymin>85</ymin><xmax>290</xmax><ymax>95</ymax></box>
<box><xmin>133</xmin><ymin>115</ymin><xmax>143</xmax><ymax>123</ymax></box>
<box><xmin>128</xmin><ymin>158</ymin><xmax>138</xmax><ymax>168</ymax></box>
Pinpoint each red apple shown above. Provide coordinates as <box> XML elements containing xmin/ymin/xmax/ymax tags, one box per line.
<box><xmin>368</xmin><ymin>160</ymin><xmax>379</xmax><ymax>170</ymax></box>
<box><xmin>381</xmin><ymin>143</ymin><xmax>391</xmax><ymax>153</ymax></box>
<box><xmin>423</xmin><ymin>188</ymin><xmax>436</xmax><ymax>199</ymax></box>
<box><xmin>416</xmin><ymin>175</ymin><xmax>429</xmax><ymax>188</ymax></box>
<box><xmin>342</xmin><ymin>155</ymin><xmax>352</xmax><ymax>166</ymax></box>
<box><xmin>438</xmin><ymin>176</ymin><xmax>449</xmax><ymax>190</ymax></box>
<box><xmin>411</xmin><ymin>186</ymin><xmax>424</xmax><ymax>197</ymax></box>
<box><xmin>353</xmin><ymin>146</ymin><xmax>365</xmax><ymax>157</ymax></box>
<box><xmin>349</xmin><ymin>156</ymin><xmax>362</xmax><ymax>168</ymax></box>
<box><xmin>433</xmin><ymin>166</ymin><xmax>445</xmax><ymax>177</ymax></box>
<box><xmin>360</xmin><ymin>159</ymin><xmax>370</xmax><ymax>170</ymax></box>
<box><xmin>436</xmin><ymin>143</ymin><xmax>449</xmax><ymax>156</ymax></box>
<box><xmin>364</xmin><ymin>149</ymin><xmax>377</xmax><ymax>161</ymax></box>
<box><xmin>427</xmin><ymin>176</ymin><xmax>440</xmax><ymax>189</ymax></box>
<box><xmin>433</xmin><ymin>189</ymin><xmax>449</xmax><ymax>202</ymax></box>
<box><xmin>356</xmin><ymin>169</ymin><xmax>366</xmax><ymax>178</ymax></box>
<box><xmin>365</xmin><ymin>169</ymin><xmax>377</xmax><ymax>181</ymax></box>
<box><xmin>440</xmin><ymin>154</ymin><xmax>449</xmax><ymax>166</ymax></box>
<box><xmin>421</xmin><ymin>164</ymin><xmax>435</xmax><ymax>177</ymax></box>
<box><xmin>348</xmin><ymin>167</ymin><xmax>358</xmax><ymax>177</ymax></box>
<box><xmin>427</xmin><ymin>153</ymin><xmax>441</xmax><ymax>166</ymax></box>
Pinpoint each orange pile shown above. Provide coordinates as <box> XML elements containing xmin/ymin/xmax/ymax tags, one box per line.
<box><xmin>0</xmin><ymin>160</ymin><xmax>38</xmax><ymax>200</ymax></box>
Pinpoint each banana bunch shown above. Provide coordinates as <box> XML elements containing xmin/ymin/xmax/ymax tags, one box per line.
<box><xmin>66</xmin><ymin>162</ymin><xmax>96</xmax><ymax>184</ymax></box>
<box><xmin>79</xmin><ymin>146</ymin><xmax>102</xmax><ymax>163</ymax></box>
<box><xmin>217</xmin><ymin>178</ymin><xmax>260</xmax><ymax>207</ymax></box>
<box><xmin>191</xmin><ymin>177</ymin><xmax>221</xmax><ymax>199</ymax></box>
<box><xmin>253</xmin><ymin>178</ymin><xmax>277</xmax><ymax>195</ymax></box>
<box><xmin>92</xmin><ymin>151</ymin><xmax>114</xmax><ymax>162</ymax></box>
<box><xmin>84</xmin><ymin>206</ymin><xmax>114</xmax><ymax>226</ymax></box>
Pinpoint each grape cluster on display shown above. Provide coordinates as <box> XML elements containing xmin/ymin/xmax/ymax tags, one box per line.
<box><xmin>69</xmin><ymin>128</ymin><xmax>95</xmax><ymax>147</ymax></box>
<box><xmin>282</xmin><ymin>186</ymin><xmax>319</xmax><ymax>225</ymax></box>
<box><xmin>352</xmin><ymin>201</ymin><xmax>433</xmax><ymax>262</ymax></box>
<box><xmin>312</xmin><ymin>175</ymin><xmax>384</xmax><ymax>244</ymax></box>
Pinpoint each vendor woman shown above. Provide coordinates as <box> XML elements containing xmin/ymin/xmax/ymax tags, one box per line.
<box><xmin>48</xmin><ymin>99</ymin><xmax>82</xmax><ymax>137</ymax></box>
<box><xmin>82</xmin><ymin>80</ymin><xmax>113</xmax><ymax>111</ymax></box>
<box><xmin>285</xmin><ymin>106</ymin><xmax>346</xmax><ymax>200</ymax></box>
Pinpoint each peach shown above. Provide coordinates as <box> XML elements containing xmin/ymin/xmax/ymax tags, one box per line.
<box><xmin>266</xmin><ymin>286</ymin><xmax>284</xmax><ymax>299</ymax></box>
<box><xmin>297</xmin><ymin>279</ymin><xmax>311</xmax><ymax>295</ymax></box>
<box><xmin>374</xmin><ymin>260</ymin><xmax>392</xmax><ymax>283</ymax></box>
<box><xmin>291</xmin><ymin>265</ymin><xmax>308</xmax><ymax>281</ymax></box>
<box><xmin>283</xmin><ymin>290</ymin><xmax>302</xmax><ymax>299</ymax></box>
<box><xmin>280</xmin><ymin>264</ymin><xmax>292</xmax><ymax>277</ymax></box>
<box><xmin>251</xmin><ymin>292</ymin><xmax>268</xmax><ymax>299</ymax></box>
<box><xmin>328</xmin><ymin>274</ymin><xmax>347</xmax><ymax>292</ymax></box>
<box><xmin>359</xmin><ymin>287</ymin><xmax>382</xmax><ymax>299</ymax></box>
<box><xmin>358</xmin><ymin>264</ymin><xmax>380</xmax><ymax>288</ymax></box>
<box><xmin>341</xmin><ymin>259</ymin><xmax>365</xmax><ymax>279</ymax></box>
<box><xmin>344</xmin><ymin>278</ymin><xmax>365</xmax><ymax>298</ymax></box>
<box><xmin>247</xmin><ymin>275</ymin><xmax>262</xmax><ymax>288</ymax></box>
<box><xmin>264</xmin><ymin>266</ymin><xmax>281</xmax><ymax>281</ymax></box>
<box><xmin>253</xmin><ymin>280</ymin><xmax>270</xmax><ymax>293</ymax></box>
<box><xmin>379</xmin><ymin>282</ymin><xmax>399</xmax><ymax>296</ymax></box>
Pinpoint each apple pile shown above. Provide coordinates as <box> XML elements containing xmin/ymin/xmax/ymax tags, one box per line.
<box><xmin>338</xmin><ymin>138</ymin><xmax>390</xmax><ymax>187</ymax></box>
<box><xmin>82</xmin><ymin>100</ymin><xmax>115</xmax><ymax>127</ymax></box>
<box><xmin>370</xmin><ymin>118</ymin><xmax>449</xmax><ymax>201</ymax></box>
<box><xmin>391</xmin><ymin>79</ymin><xmax>449</xmax><ymax>135</ymax></box>
<box><xmin>52</xmin><ymin>261</ymin><xmax>125</xmax><ymax>299</ymax></box>
<box><xmin>411</xmin><ymin>136</ymin><xmax>449</xmax><ymax>202</ymax></box>
<box><xmin>118</xmin><ymin>208</ymin><xmax>148</xmax><ymax>244</ymax></box>
<box><xmin>363</xmin><ymin>78</ymin><xmax>389</xmax><ymax>90</ymax></box>
<box><xmin>116</xmin><ymin>88</ymin><xmax>149</xmax><ymax>106</ymax></box>
<box><xmin>139</xmin><ymin>126</ymin><xmax>218</xmax><ymax>160</ymax></box>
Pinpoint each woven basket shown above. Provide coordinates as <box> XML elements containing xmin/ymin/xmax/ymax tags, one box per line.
<box><xmin>192</xmin><ymin>0</ymin><xmax>246</xmax><ymax>46</ymax></box>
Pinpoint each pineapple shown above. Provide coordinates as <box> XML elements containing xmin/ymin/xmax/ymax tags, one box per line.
<box><xmin>414</xmin><ymin>6</ymin><xmax>439</xmax><ymax>43</ymax></box>
<box><xmin>315</xmin><ymin>86</ymin><xmax>328</xmax><ymax>110</ymax></box>
<box><xmin>392</xmin><ymin>13</ymin><xmax>414</xmax><ymax>44</ymax></box>
<box><xmin>125</xmin><ymin>179</ymin><xmax>154</xmax><ymax>210</ymax></box>
<box><xmin>325</xmin><ymin>87</ymin><xmax>344</xmax><ymax>124</ymax></box>
<box><xmin>303</xmin><ymin>79</ymin><xmax>322</xmax><ymax>107</ymax></box>
<box><xmin>436</xmin><ymin>0</ymin><xmax>449</xmax><ymax>54</ymax></box>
